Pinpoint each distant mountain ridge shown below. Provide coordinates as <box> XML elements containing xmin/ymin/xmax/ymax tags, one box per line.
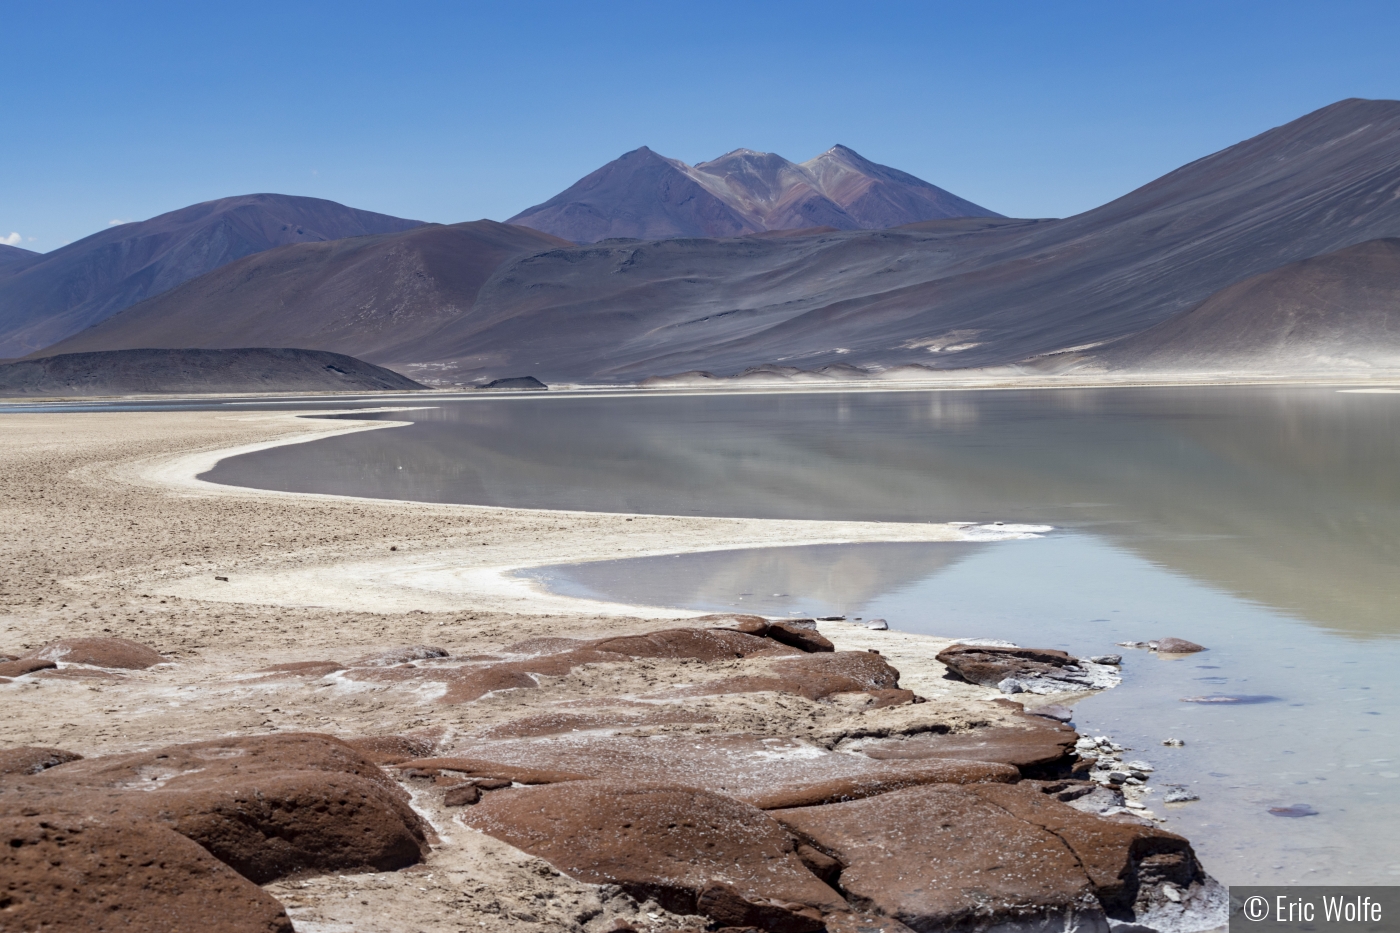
<box><xmin>507</xmin><ymin>145</ymin><xmax>999</xmax><ymax>242</ymax></box>
<box><xmin>0</xmin><ymin>194</ymin><xmax>423</xmax><ymax>359</ymax></box>
<box><xmin>0</xmin><ymin>243</ymin><xmax>42</xmax><ymax>278</ymax></box>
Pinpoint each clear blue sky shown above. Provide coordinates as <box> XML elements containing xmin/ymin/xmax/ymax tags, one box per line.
<box><xmin>4</xmin><ymin>1</ymin><xmax>1398</xmax><ymax>251</ymax></box>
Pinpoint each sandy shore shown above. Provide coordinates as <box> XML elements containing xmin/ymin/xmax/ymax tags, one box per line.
<box><xmin>4</xmin><ymin>408</ymin><xmax>1100</xmax><ymax>931</ymax></box>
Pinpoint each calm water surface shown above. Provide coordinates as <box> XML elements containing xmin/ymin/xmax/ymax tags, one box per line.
<box><xmin>198</xmin><ymin>386</ymin><xmax>1400</xmax><ymax>885</ymax></box>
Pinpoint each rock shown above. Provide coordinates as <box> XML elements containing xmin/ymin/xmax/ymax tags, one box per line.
<box><xmin>0</xmin><ymin>814</ymin><xmax>293</xmax><ymax>933</ymax></box>
<box><xmin>766</xmin><ymin>621</ymin><xmax>836</xmax><ymax>653</ymax></box>
<box><xmin>593</xmin><ymin>628</ymin><xmax>791</xmax><ymax>661</ymax></box>
<box><xmin>936</xmin><ymin>644</ymin><xmax>1076</xmax><ymax>687</ymax></box>
<box><xmin>13</xmin><ymin>733</ymin><xmax>430</xmax><ymax>884</ymax></box>
<box><xmin>1155</xmin><ymin>638</ymin><xmax>1205</xmax><ymax>654</ymax></box>
<box><xmin>850</xmin><ymin>714</ymin><xmax>1078</xmax><ymax>774</ymax></box>
<box><xmin>22</xmin><ymin>636</ymin><xmax>164</xmax><ymax>669</ymax></box>
<box><xmin>1027</xmin><ymin>704</ymin><xmax>1074</xmax><ymax>722</ymax></box>
<box><xmin>816</xmin><ymin>616</ymin><xmax>846</xmax><ymax>622</ymax></box>
<box><xmin>863</xmin><ymin>619</ymin><xmax>888</xmax><ymax>631</ymax></box>
<box><xmin>352</xmin><ymin>645</ymin><xmax>449</xmax><ymax>666</ymax></box>
<box><xmin>0</xmin><ymin>657</ymin><xmax>57</xmax><ymax>678</ymax></box>
<box><xmin>255</xmin><ymin>660</ymin><xmax>347</xmax><ymax>678</ymax></box>
<box><xmin>1268</xmin><ymin>803</ymin><xmax>1318</xmax><ymax>818</ymax></box>
<box><xmin>343</xmin><ymin>732</ymin><xmax>440</xmax><ymax>763</ymax></box>
<box><xmin>1089</xmin><ymin>655</ymin><xmax>1122</xmax><ymax>665</ymax></box>
<box><xmin>1162</xmin><ymin>738</ymin><xmax>1185</xmax><ymax>747</ymax></box>
<box><xmin>1164</xmin><ymin>789</ymin><xmax>1200</xmax><ymax>803</ymax></box>
<box><xmin>463</xmin><ymin>782</ymin><xmax>847</xmax><ymax>920</ymax></box>
<box><xmin>443</xmin><ymin>783</ymin><xmax>482</xmax><ymax>806</ymax></box>
<box><xmin>1108</xmin><ymin>772</ymin><xmax>1130</xmax><ymax>785</ymax></box>
<box><xmin>745</xmin><ymin>761</ymin><xmax>1019</xmax><ymax>809</ymax></box>
<box><xmin>773</xmin><ymin>785</ymin><xmax>1105</xmax><ymax>932</ymax></box>
<box><xmin>821</xmin><ymin>913</ymin><xmax>919</xmax><ymax>933</ymax></box>
<box><xmin>681</xmin><ymin>650</ymin><xmax>904</xmax><ymax>704</ymax></box>
<box><xmin>1125</xmin><ymin>760</ymin><xmax>1154</xmax><ymax>772</ymax></box>
<box><xmin>0</xmin><ymin>746</ymin><xmax>83</xmax><ymax>775</ymax></box>
<box><xmin>698</xmin><ymin>614</ymin><xmax>770</xmax><ymax>636</ymax></box>
<box><xmin>696</xmin><ymin>881</ymin><xmax>826</xmax><ymax>933</ymax></box>
<box><xmin>794</xmin><ymin>843</ymin><xmax>842</xmax><ymax>884</ymax></box>
<box><xmin>440</xmin><ymin>666</ymin><xmax>541</xmax><ymax>704</ymax></box>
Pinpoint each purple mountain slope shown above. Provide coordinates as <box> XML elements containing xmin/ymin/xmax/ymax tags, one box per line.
<box><xmin>0</xmin><ymin>194</ymin><xmax>423</xmax><ymax>359</ymax></box>
<box><xmin>508</xmin><ymin>145</ymin><xmax>999</xmax><ymax>242</ymax></box>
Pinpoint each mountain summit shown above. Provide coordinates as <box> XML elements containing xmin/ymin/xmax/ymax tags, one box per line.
<box><xmin>507</xmin><ymin>145</ymin><xmax>999</xmax><ymax>242</ymax></box>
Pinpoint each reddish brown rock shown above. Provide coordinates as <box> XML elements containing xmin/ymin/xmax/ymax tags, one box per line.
<box><xmin>0</xmin><ymin>746</ymin><xmax>83</xmax><ymax>776</ymax></box>
<box><xmin>773</xmin><ymin>784</ymin><xmax>1105</xmax><ymax>932</ymax></box>
<box><xmin>441</xmin><ymin>665</ymin><xmax>540</xmax><ymax>703</ymax></box>
<box><xmin>464</xmin><ymin>782</ymin><xmax>847</xmax><ymax>920</ymax></box>
<box><xmin>696</xmin><ymin>881</ymin><xmax>826</xmax><ymax>933</ymax></box>
<box><xmin>344</xmin><ymin>732</ymin><xmax>440</xmax><ymax>764</ymax></box>
<box><xmin>766</xmin><ymin>622</ymin><xmax>836</xmax><ymax>653</ymax></box>
<box><xmin>853</xmin><ymin>715</ymin><xmax>1079</xmax><ymax>773</ymax></box>
<box><xmin>0</xmin><ymin>814</ymin><xmax>293</xmax><ymax>932</ymax></box>
<box><xmin>746</xmin><ymin>760</ymin><xmax>1019</xmax><ymax>810</ymax></box>
<box><xmin>0</xmin><ymin>657</ymin><xmax>56</xmax><ymax>678</ymax></box>
<box><xmin>478</xmin><ymin>709</ymin><xmax>718</xmax><ymax>739</ymax></box>
<box><xmin>697</xmin><ymin>614</ymin><xmax>771</xmax><ymax>636</ymax></box>
<box><xmin>969</xmin><ymin>783</ymin><xmax>1205</xmax><ymax>916</ymax></box>
<box><xmin>444</xmin><ymin>783</ymin><xmax>482</xmax><ymax>806</ymax></box>
<box><xmin>592</xmin><ymin>628</ymin><xmax>797</xmax><ymax>661</ymax></box>
<box><xmin>23</xmin><ymin>636</ymin><xmax>164</xmax><ymax>669</ymax></box>
<box><xmin>1156</xmin><ymin>637</ymin><xmax>1206</xmax><ymax>655</ymax></box>
<box><xmin>821</xmin><ymin>913</ymin><xmax>919</xmax><ymax>933</ymax></box>
<box><xmin>255</xmin><ymin>660</ymin><xmax>347</xmax><ymax>678</ymax></box>
<box><xmin>935</xmin><ymin>644</ymin><xmax>1077</xmax><ymax>687</ymax></box>
<box><xmin>11</xmin><ymin>733</ymin><xmax>429</xmax><ymax>884</ymax></box>
<box><xmin>683</xmin><ymin>650</ymin><xmax>904</xmax><ymax>703</ymax></box>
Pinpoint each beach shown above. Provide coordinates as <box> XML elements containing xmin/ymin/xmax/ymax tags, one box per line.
<box><xmin>0</xmin><ymin>408</ymin><xmax>1219</xmax><ymax>932</ymax></box>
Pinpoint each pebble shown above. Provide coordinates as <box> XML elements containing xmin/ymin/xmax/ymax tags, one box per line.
<box><xmin>1162</xmin><ymin>738</ymin><xmax>1185</xmax><ymax>747</ymax></box>
<box><xmin>1125</xmin><ymin>800</ymin><xmax>1146</xmax><ymax>810</ymax></box>
<box><xmin>1088</xmin><ymin>654</ymin><xmax>1122</xmax><ymax>665</ymax></box>
<box><xmin>1125</xmin><ymin>760</ymin><xmax>1154</xmax><ymax>772</ymax></box>
<box><xmin>1164</xmin><ymin>789</ymin><xmax>1200</xmax><ymax>803</ymax></box>
<box><xmin>1163</xmin><ymin>885</ymin><xmax>1182</xmax><ymax>902</ymax></box>
<box><xmin>864</xmin><ymin>619</ymin><xmax>888</xmax><ymax>631</ymax></box>
<box><xmin>1108</xmin><ymin>772</ymin><xmax>1129</xmax><ymax>785</ymax></box>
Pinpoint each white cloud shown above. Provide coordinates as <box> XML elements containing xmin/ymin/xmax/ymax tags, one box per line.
<box><xmin>108</xmin><ymin>219</ymin><xmax>130</xmax><ymax>226</ymax></box>
<box><xmin>1</xmin><ymin>232</ymin><xmax>21</xmax><ymax>247</ymax></box>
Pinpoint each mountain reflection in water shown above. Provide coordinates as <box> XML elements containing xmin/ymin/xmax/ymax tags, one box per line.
<box><xmin>203</xmin><ymin>385</ymin><xmax>1400</xmax><ymax>638</ymax></box>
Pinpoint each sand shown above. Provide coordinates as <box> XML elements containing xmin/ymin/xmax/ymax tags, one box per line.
<box><xmin>0</xmin><ymin>408</ymin><xmax>1081</xmax><ymax>931</ymax></box>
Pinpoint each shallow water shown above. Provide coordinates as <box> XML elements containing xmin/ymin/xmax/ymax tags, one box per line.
<box><xmin>190</xmin><ymin>385</ymin><xmax>1400</xmax><ymax>884</ymax></box>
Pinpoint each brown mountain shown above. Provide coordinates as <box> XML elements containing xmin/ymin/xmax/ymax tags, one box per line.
<box><xmin>0</xmin><ymin>348</ymin><xmax>425</xmax><ymax>397</ymax></box>
<box><xmin>36</xmin><ymin>221</ymin><xmax>570</xmax><ymax>377</ymax></box>
<box><xmin>507</xmin><ymin>145</ymin><xmax>998</xmax><ymax>242</ymax></box>
<box><xmin>0</xmin><ymin>194</ymin><xmax>423</xmax><ymax>359</ymax></box>
<box><xmin>1096</xmin><ymin>237</ymin><xmax>1400</xmax><ymax>372</ymax></box>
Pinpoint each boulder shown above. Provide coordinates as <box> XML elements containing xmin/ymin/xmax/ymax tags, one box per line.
<box><xmin>766</xmin><ymin>622</ymin><xmax>836</xmax><ymax>653</ymax></box>
<box><xmin>0</xmin><ymin>657</ymin><xmax>56</xmax><ymax>678</ymax></box>
<box><xmin>745</xmin><ymin>761</ymin><xmax>1019</xmax><ymax>810</ymax></box>
<box><xmin>849</xmin><ymin>715</ymin><xmax>1079</xmax><ymax>774</ymax></box>
<box><xmin>0</xmin><ymin>746</ymin><xmax>83</xmax><ymax>776</ymax></box>
<box><xmin>1155</xmin><ymin>638</ymin><xmax>1205</xmax><ymax>655</ymax></box>
<box><xmin>772</xmin><ymin>785</ymin><xmax>1106</xmax><ymax>932</ymax></box>
<box><xmin>0</xmin><ymin>814</ymin><xmax>293</xmax><ymax>933</ymax></box>
<box><xmin>684</xmin><ymin>651</ymin><xmax>904</xmax><ymax>703</ymax></box>
<box><xmin>592</xmin><ymin>628</ymin><xmax>796</xmax><ymax>661</ymax></box>
<box><xmin>10</xmin><ymin>733</ymin><xmax>429</xmax><ymax>884</ymax></box>
<box><xmin>700</xmin><ymin>614</ymin><xmax>771</xmax><ymax>636</ymax></box>
<box><xmin>464</xmin><ymin>782</ymin><xmax>847</xmax><ymax>921</ymax></box>
<box><xmin>935</xmin><ymin>644</ymin><xmax>1076</xmax><ymax>687</ymax></box>
<box><xmin>22</xmin><ymin>636</ymin><xmax>163</xmax><ymax>669</ymax></box>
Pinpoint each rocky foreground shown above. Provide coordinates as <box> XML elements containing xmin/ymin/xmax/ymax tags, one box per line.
<box><xmin>2</xmin><ymin>625</ymin><xmax>1225</xmax><ymax>933</ymax></box>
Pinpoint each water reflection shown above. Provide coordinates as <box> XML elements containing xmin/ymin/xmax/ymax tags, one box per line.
<box><xmin>203</xmin><ymin>386</ymin><xmax>1400</xmax><ymax>637</ymax></box>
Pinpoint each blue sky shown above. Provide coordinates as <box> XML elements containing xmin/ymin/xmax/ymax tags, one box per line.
<box><xmin>3</xmin><ymin>1</ymin><xmax>1398</xmax><ymax>251</ymax></box>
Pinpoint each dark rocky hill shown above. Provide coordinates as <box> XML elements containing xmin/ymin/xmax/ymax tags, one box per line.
<box><xmin>0</xmin><ymin>348</ymin><xmax>425</xmax><ymax>397</ymax></box>
<box><xmin>0</xmin><ymin>194</ymin><xmax>422</xmax><ymax>359</ymax></box>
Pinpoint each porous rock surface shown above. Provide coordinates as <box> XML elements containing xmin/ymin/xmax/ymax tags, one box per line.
<box><xmin>1</xmin><ymin>814</ymin><xmax>293</xmax><ymax>933</ymax></box>
<box><xmin>23</xmin><ymin>635</ymin><xmax>165</xmax><ymax>669</ymax></box>
<box><xmin>0</xmin><ymin>745</ymin><xmax>84</xmax><ymax>775</ymax></box>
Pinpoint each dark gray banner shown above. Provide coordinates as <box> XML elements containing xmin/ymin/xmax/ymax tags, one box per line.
<box><xmin>1231</xmin><ymin>887</ymin><xmax>1398</xmax><ymax>932</ymax></box>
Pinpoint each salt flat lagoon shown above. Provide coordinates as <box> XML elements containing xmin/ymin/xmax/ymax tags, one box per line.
<box><xmin>178</xmin><ymin>386</ymin><xmax>1400</xmax><ymax>884</ymax></box>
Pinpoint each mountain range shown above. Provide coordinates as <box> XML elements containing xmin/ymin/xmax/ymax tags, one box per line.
<box><xmin>0</xmin><ymin>194</ymin><xmax>423</xmax><ymax>359</ymax></box>
<box><xmin>13</xmin><ymin>98</ymin><xmax>1400</xmax><ymax>386</ymax></box>
<box><xmin>507</xmin><ymin>144</ymin><xmax>998</xmax><ymax>242</ymax></box>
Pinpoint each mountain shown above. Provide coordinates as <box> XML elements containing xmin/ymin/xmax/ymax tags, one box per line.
<box><xmin>0</xmin><ymin>243</ymin><xmax>42</xmax><ymax>278</ymax></box>
<box><xmin>35</xmin><ymin>221</ymin><xmax>571</xmax><ymax>379</ymax></box>
<box><xmin>507</xmin><ymin>145</ymin><xmax>999</xmax><ymax>242</ymax></box>
<box><xmin>436</xmin><ymin>98</ymin><xmax>1400</xmax><ymax>381</ymax></box>
<box><xmin>1096</xmin><ymin>237</ymin><xmax>1400</xmax><ymax>372</ymax></box>
<box><xmin>0</xmin><ymin>194</ymin><xmax>423</xmax><ymax>359</ymax></box>
<box><xmin>0</xmin><ymin>348</ymin><xmax>425</xmax><ymax>397</ymax></box>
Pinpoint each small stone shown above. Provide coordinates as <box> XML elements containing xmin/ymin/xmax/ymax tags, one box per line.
<box><xmin>1108</xmin><ymin>772</ymin><xmax>1129</xmax><ymax>785</ymax></box>
<box><xmin>1125</xmin><ymin>760</ymin><xmax>1154</xmax><ymax>772</ymax></box>
<box><xmin>864</xmin><ymin>619</ymin><xmax>888</xmax><ymax>631</ymax></box>
<box><xmin>1269</xmin><ymin>803</ymin><xmax>1318</xmax><ymax>818</ymax></box>
<box><xmin>997</xmin><ymin>677</ymin><xmax>1024</xmax><ymax>694</ymax></box>
<box><xmin>1163</xmin><ymin>885</ymin><xmax>1182</xmax><ymax>903</ymax></box>
<box><xmin>1155</xmin><ymin>637</ymin><xmax>1205</xmax><ymax>654</ymax></box>
<box><xmin>1027</xmin><ymin>705</ymin><xmax>1073</xmax><ymax>723</ymax></box>
<box><xmin>214</xmin><ymin>575</ymin><xmax>229</xmax><ymax>582</ymax></box>
<box><xmin>1164</xmin><ymin>789</ymin><xmax>1200</xmax><ymax>803</ymax></box>
<box><xmin>1162</xmin><ymin>738</ymin><xmax>1185</xmax><ymax>747</ymax></box>
<box><xmin>1088</xmin><ymin>655</ymin><xmax>1122</xmax><ymax>665</ymax></box>
<box><xmin>817</xmin><ymin>616</ymin><xmax>845</xmax><ymax>621</ymax></box>
<box><xmin>443</xmin><ymin>783</ymin><xmax>481</xmax><ymax>807</ymax></box>
<box><xmin>1124</xmin><ymin>800</ymin><xmax>1146</xmax><ymax>809</ymax></box>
